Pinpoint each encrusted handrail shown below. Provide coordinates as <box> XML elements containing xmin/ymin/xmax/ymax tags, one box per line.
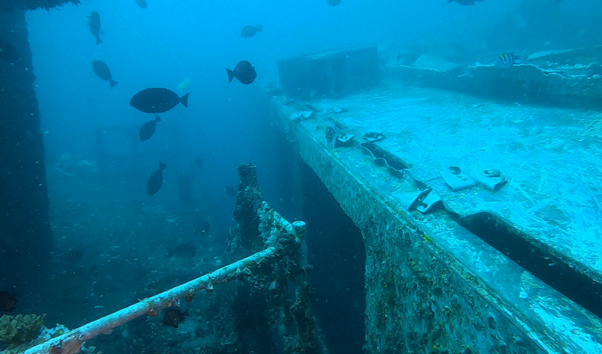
<box><xmin>23</xmin><ymin>245</ymin><xmax>288</xmax><ymax>354</ymax></box>
<box><xmin>22</xmin><ymin>163</ymin><xmax>319</xmax><ymax>354</ymax></box>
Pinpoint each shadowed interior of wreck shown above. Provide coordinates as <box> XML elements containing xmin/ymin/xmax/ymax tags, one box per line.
<box><xmin>300</xmin><ymin>162</ymin><xmax>366</xmax><ymax>354</ymax></box>
<box><xmin>456</xmin><ymin>212</ymin><xmax>602</xmax><ymax>319</ymax></box>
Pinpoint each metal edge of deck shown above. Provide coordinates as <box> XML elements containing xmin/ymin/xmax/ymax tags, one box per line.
<box><xmin>269</xmin><ymin>97</ymin><xmax>602</xmax><ymax>354</ymax></box>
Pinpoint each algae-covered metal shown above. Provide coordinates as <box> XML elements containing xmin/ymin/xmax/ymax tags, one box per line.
<box><xmin>270</xmin><ymin>86</ymin><xmax>602</xmax><ymax>353</ymax></box>
<box><xmin>22</xmin><ymin>164</ymin><xmax>326</xmax><ymax>354</ymax></box>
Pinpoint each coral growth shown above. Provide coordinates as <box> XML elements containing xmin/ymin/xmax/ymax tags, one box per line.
<box><xmin>0</xmin><ymin>313</ymin><xmax>46</xmax><ymax>347</ymax></box>
<box><xmin>229</xmin><ymin>164</ymin><xmax>265</xmax><ymax>252</ymax></box>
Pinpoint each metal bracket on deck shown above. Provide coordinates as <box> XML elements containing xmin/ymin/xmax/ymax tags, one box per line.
<box><xmin>392</xmin><ymin>190</ymin><xmax>430</xmax><ymax>211</ymax></box>
<box><xmin>415</xmin><ymin>190</ymin><xmax>443</xmax><ymax>213</ymax></box>
<box><xmin>325</xmin><ymin>124</ymin><xmax>356</xmax><ymax>149</ymax></box>
<box><xmin>290</xmin><ymin>110</ymin><xmax>313</xmax><ymax>122</ymax></box>
<box><xmin>335</xmin><ymin>134</ymin><xmax>356</xmax><ymax>148</ymax></box>
<box><xmin>440</xmin><ymin>166</ymin><xmax>477</xmax><ymax>191</ymax></box>
<box><xmin>469</xmin><ymin>169</ymin><xmax>507</xmax><ymax>191</ymax></box>
<box><xmin>361</xmin><ymin>142</ymin><xmax>410</xmax><ymax>178</ymax></box>
<box><xmin>363</xmin><ymin>132</ymin><xmax>385</xmax><ymax>143</ymax></box>
<box><xmin>391</xmin><ymin>189</ymin><xmax>443</xmax><ymax>214</ymax></box>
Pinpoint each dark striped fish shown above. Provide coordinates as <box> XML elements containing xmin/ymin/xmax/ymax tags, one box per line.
<box><xmin>496</xmin><ymin>52</ymin><xmax>518</xmax><ymax>68</ymax></box>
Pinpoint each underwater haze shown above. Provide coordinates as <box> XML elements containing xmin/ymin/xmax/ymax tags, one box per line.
<box><xmin>7</xmin><ymin>0</ymin><xmax>602</xmax><ymax>353</ymax></box>
<box><xmin>27</xmin><ymin>0</ymin><xmax>602</xmax><ymax>230</ymax></box>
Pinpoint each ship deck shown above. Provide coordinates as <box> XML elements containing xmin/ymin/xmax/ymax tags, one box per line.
<box><xmin>270</xmin><ymin>80</ymin><xmax>602</xmax><ymax>353</ymax></box>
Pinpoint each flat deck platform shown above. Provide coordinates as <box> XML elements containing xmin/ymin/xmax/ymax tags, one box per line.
<box><xmin>271</xmin><ymin>81</ymin><xmax>602</xmax><ymax>353</ymax></box>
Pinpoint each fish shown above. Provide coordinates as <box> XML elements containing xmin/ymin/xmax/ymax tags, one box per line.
<box><xmin>92</xmin><ymin>60</ymin><xmax>118</xmax><ymax>88</ymax></box>
<box><xmin>240</xmin><ymin>25</ymin><xmax>262</xmax><ymax>38</ymax></box>
<box><xmin>224</xmin><ymin>185</ymin><xmax>237</xmax><ymax>197</ymax></box>
<box><xmin>0</xmin><ymin>39</ymin><xmax>17</xmax><ymax>61</ymax></box>
<box><xmin>68</xmin><ymin>249</ymin><xmax>83</xmax><ymax>262</ymax></box>
<box><xmin>196</xmin><ymin>221</ymin><xmax>211</xmax><ymax>234</ymax></box>
<box><xmin>447</xmin><ymin>0</ymin><xmax>483</xmax><ymax>4</ymax></box>
<box><xmin>327</xmin><ymin>0</ymin><xmax>341</xmax><ymax>6</ymax></box>
<box><xmin>496</xmin><ymin>52</ymin><xmax>519</xmax><ymax>68</ymax></box>
<box><xmin>139</xmin><ymin>114</ymin><xmax>162</xmax><ymax>142</ymax></box>
<box><xmin>163</xmin><ymin>308</ymin><xmax>188</xmax><ymax>328</ymax></box>
<box><xmin>135</xmin><ymin>0</ymin><xmax>148</xmax><ymax>8</ymax></box>
<box><xmin>193</xmin><ymin>157</ymin><xmax>203</xmax><ymax>168</ymax></box>
<box><xmin>87</xmin><ymin>11</ymin><xmax>102</xmax><ymax>44</ymax></box>
<box><xmin>130</xmin><ymin>88</ymin><xmax>190</xmax><ymax>114</ymax></box>
<box><xmin>147</xmin><ymin>161</ymin><xmax>166</xmax><ymax>196</ymax></box>
<box><xmin>167</xmin><ymin>242</ymin><xmax>196</xmax><ymax>258</ymax></box>
<box><xmin>226</xmin><ymin>60</ymin><xmax>257</xmax><ymax>85</ymax></box>
<box><xmin>0</xmin><ymin>291</ymin><xmax>17</xmax><ymax>313</ymax></box>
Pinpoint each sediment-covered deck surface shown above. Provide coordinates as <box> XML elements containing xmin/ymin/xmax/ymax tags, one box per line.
<box><xmin>272</xmin><ymin>81</ymin><xmax>602</xmax><ymax>352</ymax></box>
<box><xmin>279</xmin><ymin>82</ymin><xmax>602</xmax><ymax>281</ymax></box>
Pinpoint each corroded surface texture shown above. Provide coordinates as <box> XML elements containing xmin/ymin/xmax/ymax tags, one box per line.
<box><xmin>270</xmin><ymin>84</ymin><xmax>602</xmax><ymax>353</ymax></box>
<box><xmin>22</xmin><ymin>165</ymin><xmax>326</xmax><ymax>354</ymax></box>
<box><xmin>226</xmin><ymin>165</ymin><xmax>328</xmax><ymax>354</ymax></box>
<box><xmin>229</xmin><ymin>164</ymin><xmax>264</xmax><ymax>254</ymax></box>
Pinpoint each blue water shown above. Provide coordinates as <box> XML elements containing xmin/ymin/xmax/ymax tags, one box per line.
<box><xmin>26</xmin><ymin>0</ymin><xmax>602</xmax><ymax>225</ymax></box>
<box><xmin>6</xmin><ymin>0</ymin><xmax>602</xmax><ymax>353</ymax></box>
